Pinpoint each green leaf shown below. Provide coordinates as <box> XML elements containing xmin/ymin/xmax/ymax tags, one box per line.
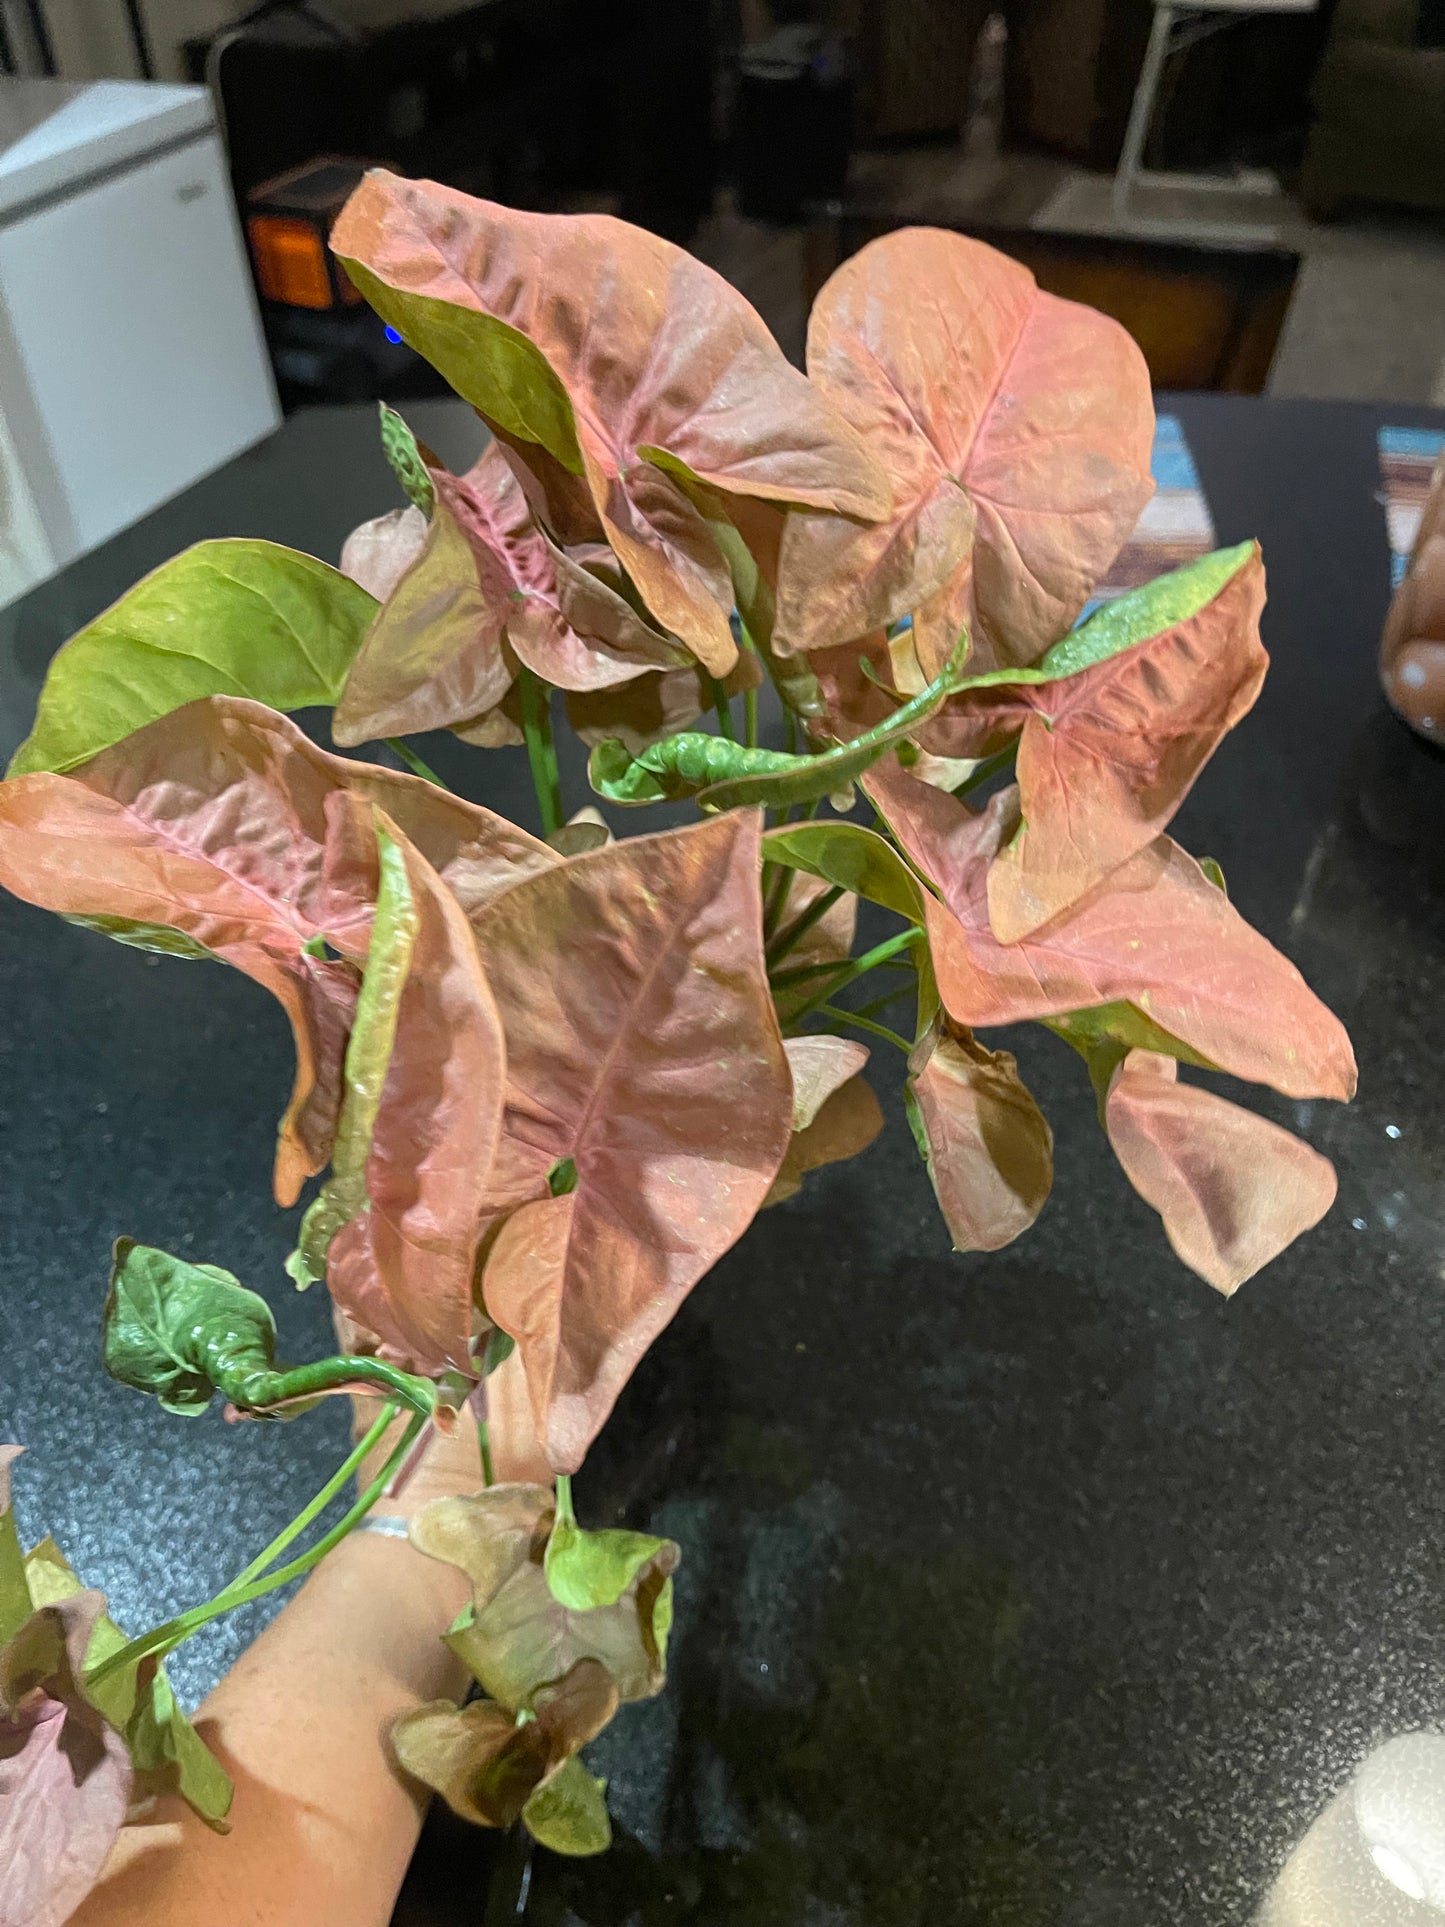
<box><xmin>0</xmin><ymin>1448</ymin><xmax>32</xmax><ymax>1648</ymax></box>
<box><xmin>1199</xmin><ymin>857</ymin><xmax>1227</xmax><ymax>895</ymax></box>
<box><xmin>27</xmin><ymin>1537</ymin><xmax>232</xmax><ymax>1828</ymax></box>
<box><xmin>103</xmin><ymin>1238</ymin><xmax>282</xmax><ymax>1416</ymax></box>
<box><xmin>337</xmin><ymin>263</ymin><xmax>584</xmax><ymax>477</ymax></box>
<box><xmin>764</xmin><ymin>822</ymin><xmax>925</xmax><ymax>925</ymax></box>
<box><xmin>63</xmin><ymin>914</ymin><xmax>215</xmax><ymax>961</ymax></box>
<box><xmin>289</xmin><ymin>822</ymin><xmax>419</xmax><ymax>1288</ymax></box>
<box><xmin>1043</xmin><ymin>999</ymin><xmax>1217</xmax><ymax>1114</ymax></box>
<box><xmin>380</xmin><ymin>404</ymin><xmax>436</xmax><ymax>516</ymax></box>
<box><xmin>545</xmin><ymin>1514</ymin><xmax>671</xmax><ymax>1613</ymax></box>
<box><xmin>590</xmin><ymin>630</ymin><xmax>972</xmax><ymax>813</ymax></box>
<box><xmin>8</xmin><ymin>540</ymin><xmax>378</xmax><ymax>776</ymax></box>
<box><xmin>946</xmin><ymin>545</ymin><xmax>1256</xmax><ymax>697</ymax></box>
<box><xmin>523</xmin><ymin>1757</ymin><xmax>611</xmax><ymax>1856</ymax></box>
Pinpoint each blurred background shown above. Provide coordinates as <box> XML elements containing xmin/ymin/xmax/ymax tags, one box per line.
<box><xmin>0</xmin><ymin>0</ymin><xmax>1442</xmax><ymax>596</ymax></box>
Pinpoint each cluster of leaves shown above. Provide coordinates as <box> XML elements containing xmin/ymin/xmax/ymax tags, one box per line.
<box><xmin>392</xmin><ymin>1482</ymin><xmax>677</xmax><ymax>1855</ymax></box>
<box><xmin>0</xmin><ymin>175</ymin><xmax>1356</xmax><ymax>1895</ymax></box>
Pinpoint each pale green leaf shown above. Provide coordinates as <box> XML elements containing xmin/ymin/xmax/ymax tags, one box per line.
<box><xmin>290</xmin><ymin>822</ymin><xmax>419</xmax><ymax>1286</ymax></box>
<box><xmin>63</xmin><ymin>915</ymin><xmax>215</xmax><ymax>961</ymax></box>
<box><xmin>545</xmin><ymin>1515</ymin><xmax>670</xmax><ymax>1613</ymax></box>
<box><xmin>764</xmin><ymin>821</ymin><xmax>925</xmax><ymax>924</ymax></box>
<box><xmin>380</xmin><ymin>404</ymin><xmax>436</xmax><ymax>516</ymax></box>
<box><xmin>9</xmin><ymin>540</ymin><xmax>377</xmax><ymax>776</ymax></box>
<box><xmin>337</xmin><ymin>263</ymin><xmax>584</xmax><ymax>476</ymax></box>
<box><xmin>523</xmin><ymin>1757</ymin><xmax>612</xmax><ymax>1856</ymax></box>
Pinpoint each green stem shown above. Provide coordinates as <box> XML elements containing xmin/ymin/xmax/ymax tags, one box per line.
<box><xmin>87</xmin><ymin>1408</ymin><xmax>428</xmax><ymax>1690</ymax></box>
<box><xmin>767</xmin><ymin>885</ymin><xmax>844</xmax><ymax>966</ymax></box>
<box><xmin>517</xmin><ymin>667</ymin><xmax>563</xmax><ymax>837</ymax></box>
<box><xmin>238</xmin><ymin>1353</ymin><xmax>437</xmax><ymax>1424</ymax></box>
<box><xmin>225</xmin><ymin>1400</ymin><xmax>399</xmax><ymax>1595</ymax></box>
<box><xmin>744</xmin><ymin>684</ymin><xmax>759</xmax><ymax>751</ymax></box>
<box><xmin>385</xmin><ymin>738</ymin><xmax>447</xmax><ymax>788</ymax></box>
<box><xmin>710</xmin><ymin>676</ymin><xmax>736</xmax><ymax>743</ymax></box>
<box><xmin>807</xmin><ymin>1004</ymin><xmax>912</xmax><ymax>1053</ymax></box>
<box><xmin>553</xmin><ymin>1473</ymin><xmax>575</xmax><ymax>1525</ymax></box>
<box><xmin>762</xmin><ymin>858</ymin><xmax>796</xmax><ymax>943</ymax></box>
<box><xmin>771</xmin><ymin>952</ymin><xmax>911</xmax><ymax>991</ymax></box>
<box><xmin>478</xmin><ymin>1419</ymin><xmax>495</xmax><ymax>1489</ymax></box>
<box><xmin>784</xmin><ymin>928</ymin><xmax>924</xmax><ymax>1027</ymax></box>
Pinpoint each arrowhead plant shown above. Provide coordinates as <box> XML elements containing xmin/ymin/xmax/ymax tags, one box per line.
<box><xmin>0</xmin><ymin>177</ymin><xmax>1354</xmax><ymax>1907</ymax></box>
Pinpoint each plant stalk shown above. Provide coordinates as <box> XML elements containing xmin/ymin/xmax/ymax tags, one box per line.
<box><xmin>766</xmin><ymin>885</ymin><xmax>844</xmax><ymax>967</ymax></box>
<box><xmin>385</xmin><ymin>738</ymin><xmax>447</xmax><ymax>788</ymax></box>
<box><xmin>710</xmin><ymin>676</ymin><xmax>736</xmax><ymax>742</ymax></box>
<box><xmin>87</xmin><ymin>1407</ymin><xmax>428</xmax><ymax>1689</ymax></box>
<box><xmin>807</xmin><ymin>1004</ymin><xmax>912</xmax><ymax>1053</ymax></box>
<box><xmin>517</xmin><ymin>667</ymin><xmax>563</xmax><ymax>836</ymax></box>
<box><xmin>784</xmin><ymin>928</ymin><xmax>924</xmax><ymax>1028</ymax></box>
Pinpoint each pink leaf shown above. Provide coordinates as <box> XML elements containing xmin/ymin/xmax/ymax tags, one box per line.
<box><xmin>0</xmin><ymin>698</ymin><xmax>554</xmax><ymax>1204</ymax></box>
<box><xmin>927</xmin><ymin>544</ymin><xmax>1269</xmax><ymax>939</ymax></box>
<box><xmin>906</xmin><ymin>1020</ymin><xmax>1053</xmax><ymax>1251</ymax></box>
<box><xmin>339</xmin><ymin>504</ymin><xmax>429</xmax><ymax>602</ymax></box>
<box><xmin>471</xmin><ymin>813</ymin><xmax>794</xmax><ymax>1471</ymax></box>
<box><xmin>867</xmin><ymin>766</ymin><xmax>1356</xmax><ymax>1103</ymax></box>
<box><xmin>0</xmin><ymin>1596</ymin><xmax>130</xmax><ymax>1927</ymax></box>
<box><xmin>777</xmin><ymin>228</ymin><xmax>1154</xmax><ymax>673</ymax></box>
<box><xmin>1104</xmin><ymin>1051</ymin><xmax>1338</xmax><ymax>1294</ymax></box>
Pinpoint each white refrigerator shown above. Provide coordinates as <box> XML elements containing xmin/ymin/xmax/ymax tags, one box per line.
<box><xmin>0</xmin><ymin>76</ymin><xmax>280</xmax><ymax>609</ymax></box>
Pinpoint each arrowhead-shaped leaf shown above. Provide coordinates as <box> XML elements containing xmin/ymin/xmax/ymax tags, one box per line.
<box><xmin>867</xmin><ymin>768</ymin><xmax>1356</xmax><ymax>1103</ymax></box>
<box><xmin>9</xmin><ymin>541</ymin><xmax>376</xmax><ymax>777</ymax></box>
<box><xmin>922</xmin><ymin>543</ymin><xmax>1267</xmax><ymax>938</ymax></box>
<box><xmin>776</xmin><ymin>228</ymin><xmax>1154</xmax><ymax>672</ymax></box>
<box><xmin>103</xmin><ymin>1239</ymin><xmax>281</xmax><ymax>1416</ymax></box>
<box><xmin>470</xmin><ymin>812</ymin><xmax>794</xmax><ymax>1471</ymax></box>
<box><xmin>1103</xmin><ymin>1050</ymin><xmax>1339</xmax><ymax>1295</ymax></box>
<box><xmin>411</xmin><ymin>1487</ymin><xmax>678</xmax><ymax>1708</ymax></box>
<box><xmin>905</xmin><ymin>1019</ymin><xmax>1053</xmax><ymax>1251</ymax></box>
<box><xmin>0</xmin><ymin>698</ymin><xmax>553</xmax><ymax>1206</ymax></box>
<box><xmin>331</xmin><ymin>173</ymin><xmax>888</xmax><ymax>670</ymax></box>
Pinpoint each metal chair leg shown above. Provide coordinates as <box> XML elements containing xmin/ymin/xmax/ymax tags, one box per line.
<box><xmin>1113</xmin><ymin>3</ymin><xmax>1175</xmax><ymax>223</ymax></box>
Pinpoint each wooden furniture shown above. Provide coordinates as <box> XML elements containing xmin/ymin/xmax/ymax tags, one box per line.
<box><xmin>806</xmin><ymin>210</ymin><xmax>1300</xmax><ymax>392</ymax></box>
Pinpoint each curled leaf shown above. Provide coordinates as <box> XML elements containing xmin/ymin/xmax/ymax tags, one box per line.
<box><xmin>103</xmin><ymin>1240</ymin><xmax>280</xmax><ymax>1416</ymax></box>
<box><xmin>332</xmin><ymin>173</ymin><xmax>888</xmax><ymax>669</ymax></box>
<box><xmin>321</xmin><ymin>800</ymin><xmax>507</xmax><ymax>1373</ymax></box>
<box><xmin>410</xmin><ymin>1487</ymin><xmax>678</xmax><ymax>1708</ymax></box>
<box><xmin>9</xmin><ymin>541</ymin><xmax>376</xmax><ymax>777</ymax></box>
<box><xmin>777</xmin><ymin>227</ymin><xmax>1154</xmax><ymax>672</ymax></box>
<box><xmin>905</xmin><ymin>1020</ymin><xmax>1053</xmax><ymax>1251</ymax></box>
<box><xmin>291</xmin><ymin>820</ymin><xmax>420</xmax><ymax>1287</ymax></box>
<box><xmin>390</xmin><ymin>1658</ymin><xmax>616</xmax><ymax>1831</ymax></box>
<box><xmin>591</xmin><ymin>631</ymin><xmax>969</xmax><ymax>814</ymax></box>
<box><xmin>379</xmin><ymin>403</ymin><xmax>437</xmax><ymax>515</ymax></box>
<box><xmin>335</xmin><ymin>442</ymin><xmax>683</xmax><ymax>748</ymax></box>
<box><xmin>471</xmin><ymin>813</ymin><xmax>793</xmax><ymax>1471</ymax></box>
<box><xmin>867</xmin><ymin>768</ymin><xmax>1357</xmax><ymax>1104</ymax></box>
<box><xmin>1104</xmin><ymin>1051</ymin><xmax>1338</xmax><ymax>1295</ymax></box>
<box><xmin>783</xmin><ymin>1036</ymin><xmax>871</xmax><ymax>1132</ymax></box>
<box><xmin>545</xmin><ymin>1502</ymin><xmax>671</xmax><ymax>1614</ymax></box>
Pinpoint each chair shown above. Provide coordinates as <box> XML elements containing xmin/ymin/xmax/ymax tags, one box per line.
<box><xmin>1112</xmin><ymin>0</ymin><xmax>1319</xmax><ymax>238</ymax></box>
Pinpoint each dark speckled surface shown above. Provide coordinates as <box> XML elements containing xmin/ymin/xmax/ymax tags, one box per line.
<box><xmin>2</xmin><ymin>395</ymin><xmax>1444</xmax><ymax>1925</ymax></box>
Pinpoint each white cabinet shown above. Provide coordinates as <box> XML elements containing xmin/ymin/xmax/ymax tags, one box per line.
<box><xmin>0</xmin><ymin>79</ymin><xmax>280</xmax><ymax>608</ymax></box>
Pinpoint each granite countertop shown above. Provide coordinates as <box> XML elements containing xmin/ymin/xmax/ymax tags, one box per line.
<box><xmin>1</xmin><ymin>394</ymin><xmax>1442</xmax><ymax>1925</ymax></box>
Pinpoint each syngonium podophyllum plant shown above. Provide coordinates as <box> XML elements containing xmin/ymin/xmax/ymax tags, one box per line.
<box><xmin>0</xmin><ymin>174</ymin><xmax>1357</xmax><ymax>1908</ymax></box>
